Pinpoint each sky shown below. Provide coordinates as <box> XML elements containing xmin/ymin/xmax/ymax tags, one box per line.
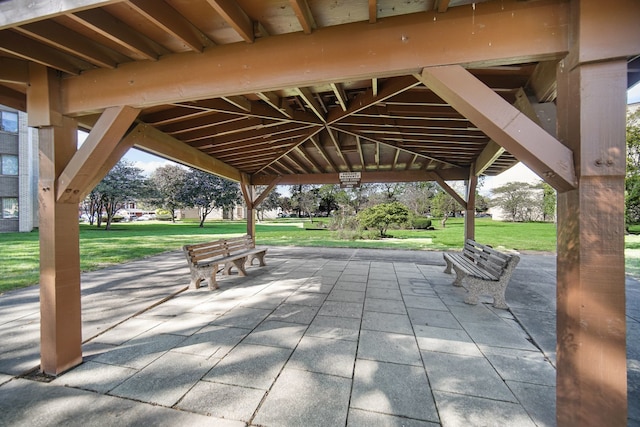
<box><xmin>104</xmin><ymin>82</ymin><xmax>640</xmax><ymax>193</ymax></box>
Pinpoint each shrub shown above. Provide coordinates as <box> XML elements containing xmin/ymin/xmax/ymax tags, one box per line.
<box><xmin>357</xmin><ymin>202</ymin><xmax>410</xmax><ymax>238</ymax></box>
<box><xmin>410</xmin><ymin>217</ymin><xmax>432</xmax><ymax>229</ymax></box>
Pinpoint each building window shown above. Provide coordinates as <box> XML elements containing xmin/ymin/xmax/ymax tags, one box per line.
<box><xmin>0</xmin><ymin>111</ymin><xmax>18</xmax><ymax>133</ymax></box>
<box><xmin>1</xmin><ymin>155</ymin><xmax>18</xmax><ymax>175</ymax></box>
<box><xmin>2</xmin><ymin>198</ymin><xmax>18</xmax><ymax>219</ymax></box>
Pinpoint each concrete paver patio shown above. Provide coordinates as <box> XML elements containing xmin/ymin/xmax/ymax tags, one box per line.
<box><xmin>0</xmin><ymin>246</ymin><xmax>638</xmax><ymax>426</ymax></box>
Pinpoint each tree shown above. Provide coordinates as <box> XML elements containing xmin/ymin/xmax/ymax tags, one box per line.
<box><xmin>94</xmin><ymin>160</ymin><xmax>147</xmax><ymax>230</ymax></box>
<box><xmin>357</xmin><ymin>202</ymin><xmax>410</xmax><ymax>237</ymax></box>
<box><xmin>182</xmin><ymin>169</ymin><xmax>241</xmax><ymax>227</ymax></box>
<box><xmin>399</xmin><ymin>182</ymin><xmax>437</xmax><ymax>216</ymax></box>
<box><xmin>627</xmin><ymin>109</ymin><xmax>640</xmax><ymax>224</ymax></box>
<box><xmin>149</xmin><ymin>164</ymin><xmax>187</xmax><ymax>223</ymax></box>
<box><xmin>290</xmin><ymin>184</ymin><xmax>320</xmax><ymax>221</ymax></box>
<box><xmin>540</xmin><ymin>182</ymin><xmax>556</xmax><ymax>222</ymax></box>
<box><xmin>317</xmin><ymin>184</ymin><xmax>339</xmax><ymax>216</ymax></box>
<box><xmin>490</xmin><ymin>181</ymin><xmax>539</xmax><ymax>222</ymax></box>
<box><xmin>256</xmin><ymin>187</ymin><xmax>281</xmax><ymax>220</ymax></box>
<box><xmin>431</xmin><ymin>191</ymin><xmax>459</xmax><ymax>222</ymax></box>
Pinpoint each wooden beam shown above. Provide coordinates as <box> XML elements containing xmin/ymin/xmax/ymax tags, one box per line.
<box><xmin>62</xmin><ymin>0</ymin><xmax>569</xmax><ymax>114</ymax></box>
<box><xmin>433</xmin><ymin>173</ymin><xmax>467</xmax><ymax>209</ymax></box>
<box><xmin>206</xmin><ymin>0</ymin><xmax>254</xmax><ymax>43</ymax></box>
<box><xmin>474</xmin><ymin>140</ymin><xmax>505</xmax><ymax>176</ymax></box>
<box><xmin>130</xmin><ymin>124</ymin><xmax>242</xmax><ymax>182</ymax></box>
<box><xmin>529</xmin><ymin>60</ymin><xmax>558</xmax><ymax>103</ymax></box>
<box><xmin>290</xmin><ymin>0</ymin><xmax>315</xmax><ymax>34</ymax></box>
<box><xmin>419</xmin><ymin>65</ymin><xmax>577</xmax><ymax>192</ymax></box>
<box><xmin>253</xmin><ymin>177</ymin><xmax>281</xmax><ymax>206</ymax></box>
<box><xmin>252</xmin><ymin>168</ymin><xmax>469</xmax><ymax>185</ymax></box>
<box><xmin>56</xmin><ymin>105</ymin><xmax>140</xmax><ymax>203</ymax></box>
<box><xmin>27</xmin><ymin>63</ymin><xmax>62</xmax><ymax>127</ymax></box>
<box><xmin>0</xmin><ymin>57</ymin><xmax>29</xmax><ymax>84</ymax></box>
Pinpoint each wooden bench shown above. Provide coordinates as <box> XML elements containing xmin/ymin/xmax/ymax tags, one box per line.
<box><xmin>443</xmin><ymin>239</ymin><xmax>520</xmax><ymax>309</ymax></box>
<box><xmin>183</xmin><ymin>235</ymin><xmax>267</xmax><ymax>290</ymax></box>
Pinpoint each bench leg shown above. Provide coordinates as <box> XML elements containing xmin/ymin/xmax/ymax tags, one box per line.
<box><xmin>464</xmin><ymin>277</ymin><xmax>509</xmax><ymax>309</ymax></box>
<box><xmin>443</xmin><ymin>255</ymin><xmax>453</xmax><ymax>274</ymax></box>
<box><xmin>223</xmin><ymin>258</ymin><xmax>248</xmax><ymax>277</ymax></box>
<box><xmin>189</xmin><ymin>276</ymin><xmax>203</xmax><ymax>290</ymax></box>
<box><xmin>208</xmin><ymin>275</ymin><xmax>219</xmax><ymax>290</ymax></box>
<box><xmin>247</xmin><ymin>252</ymin><xmax>267</xmax><ymax>267</ymax></box>
<box><xmin>450</xmin><ymin>265</ymin><xmax>466</xmax><ymax>287</ymax></box>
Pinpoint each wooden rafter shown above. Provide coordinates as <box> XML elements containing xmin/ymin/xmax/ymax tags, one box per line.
<box><xmin>256</xmin><ymin>92</ymin><xmax>294</xmax><ymax>118</ymax></box>
<box><xmin>67</xmin><ymin>8</ymin><xmax>160</xmax><ymax>61</ymax></box>
<box><xmin>332</xmin><ymin>125</ymin><xmax>460</xmax><ymax>169</ymax></box>
<box><xmin>295</xmin><ymin>87</ymin><xmax>325</xmax><ymax>122</ymax></box>
<box><xmin>369</xmin><ymin>0</ymin><xmax>377</xmax><ymax>23</ymax></box>
<box><xmin>129</xmin><ymin>0</ymin><xmax>207</xmax><ymax>52</ymax></box>
<box><xmin>326</xmin><ymin>127</ymin><xmax>351</xmax><ymax>171</ymax></box>
<box><xmin>15</xmin><ymin>21</ymin><xmax>118</xmax><ymax>68</ymax></box>
<box><xmin>206</xmin><ymin>0</ymin><xmax>254</xmax><ymax>43</ymax></box>
<box><xmin>310</xmin><ymin>136</ymin><xmax>338</xmax><ymax>173</ymax></box>
<box><xmin>0</xmin><ymin>30</ymin><xmax>87</xmax><ymax>75</ymax></box>
<box><xmin>256</xmin><ymin>126</ymin><xmax>323</xmax><ymax>174</ymax></box>
<box><xmin>289</xmin><ymin>0</ymin><xmax>315</xmax><ymax>34</ymax></box>
<box><xmin>330</xmin><ymin>83</ymin><xmax>347</xmax><ymax>111</ymax></box>
<box><xmin>328</xmin><ymin>76</ymin><xmax>421</xmax><ymax>124</ymax></box>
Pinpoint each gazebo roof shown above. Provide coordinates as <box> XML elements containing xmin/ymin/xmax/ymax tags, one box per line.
<box><xmin>0</xmin><ymin>0</ymin><xmax>587</xmax><ymax>187</ymax></box>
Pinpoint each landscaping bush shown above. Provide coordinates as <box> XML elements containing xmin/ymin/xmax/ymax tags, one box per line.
<box><xmin>357</xmin><ymin>202</ymin><xmax>410</xmax><ymax>238</ymax></box>
<box><xmin>409</xmin><ymin>217</ymin><xmax>432</xmax><ymax>229</ymax></box>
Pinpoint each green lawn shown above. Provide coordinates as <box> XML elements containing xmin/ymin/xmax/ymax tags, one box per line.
<box><xmin>1</xmin><ymin>217</ymin><xmax>638</xmax><ymax>294</ymax></box>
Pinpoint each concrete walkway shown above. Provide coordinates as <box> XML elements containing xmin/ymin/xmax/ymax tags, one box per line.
<box><xmin>0</xmin><ymin>247</ymin><xmax>637</xmax><ymax>426</ymax></box>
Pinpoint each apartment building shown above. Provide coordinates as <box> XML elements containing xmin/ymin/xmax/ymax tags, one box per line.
<box><xmin>0</xmin><ymin>106</ymin><xmax>38</xmax><ymax>232</ymax></box>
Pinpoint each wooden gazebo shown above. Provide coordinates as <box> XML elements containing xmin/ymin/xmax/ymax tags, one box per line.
<box><xmin>0</xmin><ymin>1</ymin><xmax>637</xmax><ymax>424</ymax></box>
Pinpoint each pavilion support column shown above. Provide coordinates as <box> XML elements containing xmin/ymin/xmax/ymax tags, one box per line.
<box><xmin>555</xmin><ymin>58</ymin><xmax>627</xmax><ymax>425</ymax></box>
<box><xmin>240</xmin><ymin>175</ymin><xmax>256</xmax><ymax>238</ymax></box>
<box><xmin>38</xmin><ymin>117</ymin><xmax>82</xmax><ymax>375</ymax></box>
<box><xmin>464</xmin><ymin>169</ymin><xmax>477</xmax><ymax>242</ymax></box>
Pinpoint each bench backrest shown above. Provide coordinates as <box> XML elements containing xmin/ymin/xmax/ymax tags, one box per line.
<box><xmin>462</xmin><ymin>239</ymin><xmax>512</xmax><ymax>277</ymax></box>
<box><xmin>183</xmin><ymin>235</ymin><xmax>254</xmax><ymax>265</ymax></box>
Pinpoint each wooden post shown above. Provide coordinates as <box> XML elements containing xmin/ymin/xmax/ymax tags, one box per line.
<box><xmin>555</xmin><ymin>58</ymin><xmax>628</xmax><ymax>427</ymax></box>
<box><xmin>464</xmin><ymin>170</ymin><xmax>477</xmax><ymax>242</ymax></box>
<box><xmin>38</xmin><ymin>117</ymin><xmax>83</xmax><ymax>375</ymax></box>
<box><xmin>28</xmin><ymin>64</ymin><xmax>83</xmax><ymax>375</ymax></box>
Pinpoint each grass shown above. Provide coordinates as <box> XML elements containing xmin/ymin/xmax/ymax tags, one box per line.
<box><xmin>1</xmin><ymin>217</ymin><xmax>638</xmax><ymax>294</ymax></box>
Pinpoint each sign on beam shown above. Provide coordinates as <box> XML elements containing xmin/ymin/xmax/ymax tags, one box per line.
<box><xmin>339</xmin><ymin>171</ymin><xmax>361</xmax><ymax>188</ymax></box>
